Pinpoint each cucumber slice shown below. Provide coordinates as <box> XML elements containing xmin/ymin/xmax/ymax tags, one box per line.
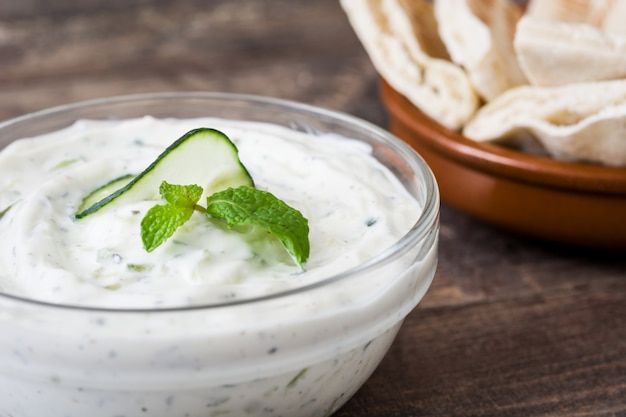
<box><xmin>75</xmin><ymin>128</ymin><xmax>254</xmax><ymax>219</ymax></box>
<box><xmin>76</xmin><ymin>174</ymin><xmax>135</xmax><ymax>215</ymax></box>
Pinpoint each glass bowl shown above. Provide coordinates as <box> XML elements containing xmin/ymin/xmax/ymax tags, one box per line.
<box><xmin>0</xmin><ymin>92</ymin><xmax>439</xmax><ymax>417</ymax></box>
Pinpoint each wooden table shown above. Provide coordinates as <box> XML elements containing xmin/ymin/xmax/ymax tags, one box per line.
<box><xmin>1</xmin><ymin>1</ymin><xmax>625</xmax><ymax>415</ymax></box>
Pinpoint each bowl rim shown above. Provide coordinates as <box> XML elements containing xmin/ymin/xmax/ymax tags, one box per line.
<box><xmin>0</xmin><ymin>91</ymin><xmax>439</xmax><ymax>313</ymax></box>
<box><xmin>380</xmin><ymin>79</ymin><xmax>626</xmax><ymax>195</ymax></box>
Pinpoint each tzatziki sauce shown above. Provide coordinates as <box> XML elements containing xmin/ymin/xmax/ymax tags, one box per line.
<box><xmin>0</xmin><ymin>115</ymin><xmax>437</xmax><ymax>417</ymax></box>
<box><xmin>0</xmin><ymin>116</ymin><xmax>420</xmax><ymax>308</ymax></box>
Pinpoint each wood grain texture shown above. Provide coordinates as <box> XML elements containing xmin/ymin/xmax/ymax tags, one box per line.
<box><xmin>0</xmin><ymin>0</ymin><xmax>383</xmax><ymax>124</ymax></box>
<box><xmin>1</xmin><ymin>1</ymin><xmax>625</xmax><ymax>416</ymax></box>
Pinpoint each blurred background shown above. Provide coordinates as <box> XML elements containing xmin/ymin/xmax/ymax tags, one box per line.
<box><xmin>0</xmin><ymin>0</ymin><xmax>384</xmax><ymax>124</ymax></box>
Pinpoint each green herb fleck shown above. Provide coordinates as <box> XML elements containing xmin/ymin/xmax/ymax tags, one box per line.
<box><xmin>0</xmin><ymin>204</ymin><xmax>12</xmax><ymax>220</ymax></box>
<box><xmin>53</xmin><ymin>158</ymin><xmax>80</xmax><ymax>170</ymax></box>
<box><xmin>127</xmin><ymin>263</ymin><xmax>152</xmax><ymax>272</ymax></box>
<box><xmin>104</xmin><ymin>284</ymin><xmax>121</xmax><ymax>291</ymax></box>
<box><xmin>286</xmin><ymin>367</ymin><xmax>308</xmax><ymax>389</ymax></box>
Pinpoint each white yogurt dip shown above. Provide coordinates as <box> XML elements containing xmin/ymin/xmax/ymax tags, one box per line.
<box><xmin>0</xmin><ymin>116</ymin><xmax>420</xmax><ymax>308</ymax></box>
<box><xmin>0</xmin><ymin>110</ymin><xmax>438</xmax><ymax>417</ymax></box>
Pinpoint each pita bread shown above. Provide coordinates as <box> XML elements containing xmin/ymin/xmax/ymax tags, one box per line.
<box><xmin>526</xmin><ymin>0</ymin><xmax>610</xmax><ymax>25</ymax></box>
<box><xmin>389</xmin><ymin>0</ymin><xmax>450</xmax><ymax>60</ymax></box>
<box><xmin>434</xmin><ymin>0</ymin><xmax>527</xmax><ymax>101</ymax></box>
<box><xmin>515</xmin><ymin>16</ymin><xmax>626</xmax><ymax>86</ymax></box>
<box><xmin>463</xmin><ymin>80</ymin><xmax>626</xmax><ymax>166</ymax></box>
<box><xmin>340</xmin><ymin>0</ymin><xmax>478</xmax><ymax>130</ymax></box>
<box><xmin>600</xmin><ymin>1</ymin><xmax>626</xmax><ymax>35</ymax></box>
<box><xmin>526</xmin><ymin>0</ymin><xmax>626</xmax><ymax>35</ymax></box>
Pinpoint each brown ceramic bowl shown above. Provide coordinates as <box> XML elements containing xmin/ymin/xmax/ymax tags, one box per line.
<box><xmin>380</xmin><ymin>79</ymin><xmax>626</xmax><ymax>249</ymax></box>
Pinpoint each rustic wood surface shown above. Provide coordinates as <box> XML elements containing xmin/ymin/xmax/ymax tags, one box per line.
<box><xmin>1</xmin><ymin>1</ymin><xmax>625</xmax><ymax>416</ymax></box>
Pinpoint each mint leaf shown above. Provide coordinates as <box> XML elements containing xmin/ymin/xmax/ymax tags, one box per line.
<box><xmin>141</xmin><ymin>204</ymin><xmax>194</xmax><ymax>252</ymax></box>
<box><xmin>206</xmin><ymin>186</ymin><xmax>310</xmax><ymax>267</ymax></box>
<box><xmin>140</xmin><ymin>181</ymin><xmax>203</xmax><ymax>252</ymax></box>
<box><xmin>160</xmin><ymin>181</ymin><xmax>202</xmax><ymax>207</ymax></box>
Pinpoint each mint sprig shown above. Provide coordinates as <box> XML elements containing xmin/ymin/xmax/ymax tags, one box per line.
<box><xmin>140</xmin><ymin>182</ymin><xmax>310</xmax><ymax>267</ymax></box>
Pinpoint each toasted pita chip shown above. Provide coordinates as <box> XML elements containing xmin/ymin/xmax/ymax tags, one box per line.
<box><xmin>341</xmin><ymin>0</ymin><xmax>478</xmax><ymax>130</ymax></box>
<box><xmin>515</xmin><ymin>16</ymin><xmax>626</xmax><ymax>86</ymax></box>
<box><xmin>434</xmin><ymin>0</ymin><xmax>527</xmax><ymax>101</ymax></box>
<box><xmin>526</xmin><ymin>0</ymin><xmax>626</xmax><ymax>35</ymax></box>
<box><xmin>463</xmin><ymin>80</ymin><xmax>626</xmax><ymax>166</ymax></box>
